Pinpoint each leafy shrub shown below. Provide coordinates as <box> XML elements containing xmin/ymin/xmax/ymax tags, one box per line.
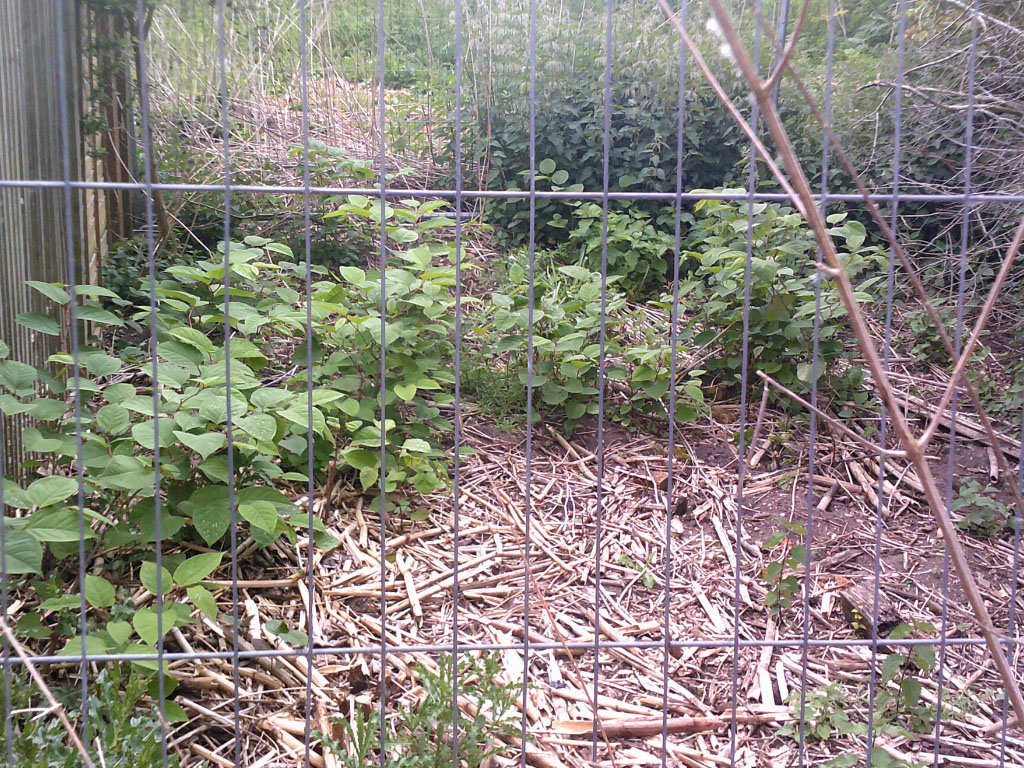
<box><xmin>759</xmin><ymin>518</ymin><xmax>808</xmax><ymax>615</ymax></box>
<box><xmin>566</xmin><ymin>200</ymin><xmax>677</xmax><ymax>298</ymax></box>
<box><xmin>465</xmin><ymin>249</ymin><xmax>704</xmax><ymax>432</ymax></box>
<box><xmin>679</xmin><ymin>192</ymin><xmax>886</xmax><ymax>395</ymax></box>
<box><xmin>1</xmin><ymin>196</ymin><xmax>464</xmax><ymax>655</ymax></box>
<box><xmin>466</xmin><ymin>8</ymin><xmax>751</xmax><ymax>243</ymax></box>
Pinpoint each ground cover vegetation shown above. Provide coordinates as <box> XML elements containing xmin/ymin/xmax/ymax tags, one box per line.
<box><xmin>3</xmin><ymin>0</ymin><xmax>1023</xmax><ymax>764</ymax></box>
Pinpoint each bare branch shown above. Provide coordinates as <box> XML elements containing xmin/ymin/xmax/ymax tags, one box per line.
<box><xmin>746</xmin><ymin>2</ymin><xmax>1024</xmax><ymax>632</ymax></box>
<box><xmin>919</xmin><ymin>214</ymin><xmax>1024</xmax><ymax>448</ymax></box>
<box><xmin>656</xmin><ymin>0</ymin><xmax>1024</xmax><ymax>727</ymax></box>
<box><xmin>756</xmin><ymin>371</ymin><xmax>906</xmax><ymax>459</ymax></box>
<box><xmin>651</xmin><ymin>0</ymin><xmax>807</xmax><ymax>217</ymax></box>
<box><xmin>763</xmin><ymin>0</ymin><xmax>811</xmax><ymax>96</ymax></box>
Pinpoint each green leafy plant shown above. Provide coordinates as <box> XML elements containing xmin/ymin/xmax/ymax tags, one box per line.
<box><xmin>319</xmin><ymin>652</ymin><xmax>522</xmax><ymax>768</ymax></box>
<box><xmin>952</xmin><ymin>478</ymin><xmax>1012</xmax><ymax>537</ymax></box>
<box><xmin>1</xmin><ymin>200</ymin><xmax>467</xmax><ymax>655</ymax></box>
<box><xmin>0</xmin><ymin>663</ymin><xmax>182</xmax><ymax>767</ymax></box>
<box><xmin>566</xmin><ymin>200</ymin><xmax>677</xmax><ymax>298</ymax></box>
<box><xmin>680</xmin><ymin>193</ymin><xmax>886</xmax><ymax>396</ymax></box>
<box><xmin>759</xmin><ymin>518</ymin><xmax>808</xmax><ymax>615</ymax></box>
<box><xmin>779</xmin><ymin>622</ymin><xmax>938</xmax><ymax>767</ymax></box>
<box><xmin>618</xmin><ymin>552</ymin><xmax>657</xmax><ymax>589</ymax></box>
<box><xmin>466</xmin><ymin>249</ymin><xmax>703</xmax><ymax>433</ymax></box>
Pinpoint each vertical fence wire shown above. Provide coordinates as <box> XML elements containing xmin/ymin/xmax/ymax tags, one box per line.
<box><xmin>590</xmin><ymin>0</ymin><xmax>615</xmax><ymax>760</ymax></box>
<box><xmin>795</xmin><ymin>0</ymin><xmax>837</xmax><ymax>762</ymax></box>
<box><xmin>214</xmin><ymin>0</ymin><xmax>243</xmax><ymax>760</ymax></box>
<box><xmin>376</xmin><ymin>0</ymin><xmax>390</xmax><ymax>760</ymax></box>
<box><xmin>865</xmin><ymin>1</ymin><xmax>909</xmax><ymax>762</ymax></box>
<box><xmin>933</xmin><ymin>3</ymin><xmax>982</xmax><ymax>764</ymax></box>
<box><xmin>450</xmin><ymin>0</ymin><xmax>466</xmax><ymax>762</ymax></box>
<box><xmin>299</xmin><ymin>0</ymin><xmax>317</xmax><ymax>764</ymax></box>
<box><xmin>54</xmin><ymin>0</ymin><xmax>91</xmax><ymax>753</ymax></box>
<box><xmin>728</xmin><ymin>2</ymin><xmax>763</xmax><ymax>760</ymax></box>
<box><xmin>661</xmin><ymin>0</ymin><xmax>689</xmax><ymax>762</ymax></box>
<box><xmin>521</xmin><ymin>0</ymin><xmax>538</xmax><ymax>764</ymax></box>
<box><xmin>134</xmin><ymin>2</ymin><xmax>169</xmax><ymax>766</ymax></box>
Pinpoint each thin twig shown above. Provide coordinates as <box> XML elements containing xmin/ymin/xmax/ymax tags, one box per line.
<box><xmin>919</xmin><ymin>215</ymin><xmax>1024</xmax><ymax>447</ymax></box>
<box><xmin>656</xmin><ymin>0</ymin><xmax>1024</xmax><ymax>727</ymax></box>
<box><xmin>756</xmin><ymin>371</ymin><xmax>905</xmax><ymax>459</ymax></box>
<box><xmin>744</xmin><ymin>5</ymin><xmax>1024</xmax><ymax>551</ymax></box>
<box><xmin>0</xmin><ymin>616</ymin><xmax>97</xmax><ymax>768</ymax></box>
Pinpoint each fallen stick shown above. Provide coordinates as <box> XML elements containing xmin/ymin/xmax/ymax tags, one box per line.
<box><xmin>551</xmin><ymin>709</ymin><xmax>792</xmax><ymax>738</ymax></box>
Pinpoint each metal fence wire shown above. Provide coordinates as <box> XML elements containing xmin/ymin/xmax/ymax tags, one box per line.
<box><xmin>1</xmin><ymin>0</ymin><xmax>1023</xmax><ymax>766</ymax></box>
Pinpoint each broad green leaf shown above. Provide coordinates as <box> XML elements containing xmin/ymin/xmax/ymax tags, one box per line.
<box><xmin>250</xmin><ymin>388</ymin><xmax>292</xmax><ymax>409</ymax></box>
<box><xmin>168</xmin><ymin>326</ymin><xmax>215</xmax><ymax>354</ymax></box>
<box><xmin>2</xmin><ymin>480</ymin><xmax>31</xmax><ymax>509</ymax></box>
<box><xmin>359</xmin><ymin>466</ymin><xmax>379</xmax><ymax>490</ymax></box>
<box><xmin>901</xmin><ymin>677</ymin><xmax>922</xmax><ymax>708</ymax></box>
<box><xmin>387</xmin><ymin>227</ymin><xmax>418</xmax><ymax>244</ymax></box>
<box><xmin>25</xmin><ymin>475</ymin><xmax>79</xmax><ymax>508</ymax></box>
<box><xmin>236</xmin><ymin>414</ymin><xmax>277</xmax><ymax>443</ymax></box>
<box><xmin>74</xmin><ymin>284</ymin><xmax>120</xmax><ymax>299</ymax></box>
<box><xmin>25</xmin><ymin>280</ymin><xmax>70</xmax><ymax>305</ymax></box>
<box><xmin>394</xmin><ymin>383</ymin><xmax>417</xmax><ymax>401</ymax></box>
<box><xmin>96</xmin><ymin>404</ymin><xmax>131</xmax><ymax>435</ymax></box>
<box><xmin>58</xmin><ymin>634</ymin><xmax>109</xmax><ymax>657</ymax></box>
<box><xmin>26</xmin><ymin>398</ymin><xmax>67</xmax><ymax>420</ymax></box>
<box><xmin>197</xmin><ymin>456</ymin><xmax>231</xmax><ymax>484</ymax></box>
<box><xmin>880</xmin><ymin>653</ymin><xmax>905</xmax><ymax>683</ymax></box>
<box><xmin>400</xmin><ymin>438</ymin><xmax>432</xmax><ymax>454</ymax></box>
<box><xmin>344</xmin><ymin>448</ymin><xmax>379</xmax><ymax>470</ymax></box>
<box><xmin>41</xmin><ymin>595</ymin><xmax>82</xmax><ymax>611</ymax></box>
<box><xmin>106</xmin><ymin>620</ymin><xmax>133</xmax><ymax>646</ymax></box>
<box><xmin>157</xmin><ymin>340</ymin><xmax>203</xmax><ymax>367</ymax></box>
<box><xmin>0</xmin><ymin>360</ymin><xmax>36</xmax><ymax>393</ymax></box>
<box><xmin>0</xmin><ymin>531</ymin><xmax>42</xmax><ymax>574</ymax></box>
<box><xmin>81</xmin><ymin>352</ymin><xmax>121</xmax><ymax>377</ymax></box>
<box><xmin>25</xmin><ymin>507</ymin><xmax>93</xmax><ymax>543</ymax></box>
<box><xmin>22</xmin><ymin>426</ymin><xmax>62</xmax><ymax>453</ymax></box>
<box><xmin>84</xmin><ymin>574</ymin><xmax>116</xmax><ymax>608</ymax></box>
<box><xmin>186</xmin><ymin>485</ymin><xmax>231</xmax><ymax>545</ymax></box>
<box><xmin>239</xmin><ymin>500</ymin><xmax>278</xmax><ymax>532</ymax></box>
<box><xmin>338</xmin><ymin>266</ymin><xmax>365</xmax><ymax>284</ymax></box>
<box><xmin>131</xmin><ymin>417</ymin><xmax>177</xmax><ymax>450</ymax></box>
<box><xmin>163</xmin><ymin>700</ymin><xmax>188</xmax><ymax>723</ymax></box>
<box><xmin>173</xmin><ymin>430</ymin><xmax>226</xmax><ymax>460</ymax></box>
<box><xmin>187</xmin><ymin>585</ymin><xmax>219</xmax><ymax>621</ymax></box>
<box><xmin>796</xmin><ymin>362</ymin><xmax>816</xmax><ymax>384</ymax></box>
<box><xmin>139</xmin><ymin>561</ymin><xmax>173</xmax><ymax>596</ymax></box>
<box><xmin>539</xmin><ymin>158</ymin><xmax>556</xmax><ymax>175</ymax></box>
<box><xmin>76</xmin><ymin>305</ymin><xmax>124</xmax><ymax>326</ymax></box>
<box><xmin>16</xmin><ymin>312</ymin><xmax>60</xmax><ymax>336</ymax></box>
<box><xmin>173</xmin><ymin>552</ymin><xmax>223</xmax><ymax>586</ymax></box>
<box><xmin>0</xmin><ymin>339</ymin><xmax>7</xmax><ymax>359</ymax></box>
<box><xmin>15</xmin><ymin>612</ymin><xmax>51</xmax><ymax>640</ymax></box>
<box><xmin>556</xmin><ymin>264</ymin><xmax>593</xmax><ymax>281</ymax></box>
<box><xmin>133</xmin><ymin>606</ymin><xmax>176</xmax><ymax>646</ymax></box>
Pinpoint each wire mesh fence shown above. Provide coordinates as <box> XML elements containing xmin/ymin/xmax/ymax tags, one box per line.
<box><xmin>1</xmin><ymin>0</ymin><xmax>1023</xmax><ymax>766</ymax></box>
